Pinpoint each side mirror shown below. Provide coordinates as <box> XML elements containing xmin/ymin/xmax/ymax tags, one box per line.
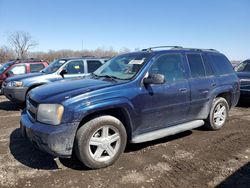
<box><xmin>143</xmin><ymin>73</ymin><xmax>165</xmax><ymax>85</ymax></box>
<box><xmin>5</xmin><ymin>72</ymin><xmax>9</xmax><ymax>77</ymax></box>
<box><xmin>59</xmin><ymin>69</ymin><xmax>68</xmax><ymax>78</ymax></box>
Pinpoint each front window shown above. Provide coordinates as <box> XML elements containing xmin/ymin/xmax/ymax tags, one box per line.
<box><xmin>149</xmin><ymin>54</ymin><xmax>185</xmax><ymax>82</ymax></box>
<box><xmin>64</xmin><ymin>60</ymin><xmax>85</xmax><ymax>74</ymax></box>
<box><xmin>8</xmin><ymin>65</ymin><xmax>26</xmax><ymax>75</ymax></box>
<box><xmin>94</xmin><ymin>53</ymin><xmax>152</xmax><ymax>80</ymax></box>
<box><xmin>42</xmin><ymin>59</ymin><xmax>67</xmax><ymax>74</ymax></box>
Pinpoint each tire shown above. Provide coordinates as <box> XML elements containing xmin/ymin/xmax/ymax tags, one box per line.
<box><xmin>205</xmin><ymin>97</ymin><xmax>229</xmax><ymax>130</ymax></box>
<box><xmin>75</xmin><ymin>115</ymin><xmax>127</xmax><ymax>169</ymax></box>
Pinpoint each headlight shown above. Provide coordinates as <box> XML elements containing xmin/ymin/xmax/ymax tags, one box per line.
<box><xmin>37</xmin><ymin>104</ymin><xmax>64</xmax><ymax>125</ymax></box>
<box><xmin>7</xmin><ymin>81</ymin><xmax>23</xmax><ymax>87</ymax></box>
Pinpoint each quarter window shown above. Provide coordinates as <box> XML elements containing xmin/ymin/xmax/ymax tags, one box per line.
<box><xmin>87</xmin><ymin>60</ymin><xmax>102</xmax><ymax>73</ymax></box>
<box><xmin>149</xmin><ymin>54</ymin><xmax>184</xmax><ymax>82</ymax></box>
<box><xmin>65</xmin><ymin>61</ymin><xmax>85</xmax><ymax>74</ymax></box>
<box><xmin>210</xmin><ymin>55</ymin><xmax>234</xmax><ymax>75</ymax></box>
<box><xmin>187</xmin><ymin>54</ymin><xmax>205</xmax><ymax>78</ymax></box>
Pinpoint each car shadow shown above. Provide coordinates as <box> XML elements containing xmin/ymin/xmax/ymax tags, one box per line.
<box><xmin>237</xmin><ymin>99</ymin><xmax>250</xmax><ymax>108</ymax></box>
<box><xmin>0</xmin><ymin>100</ymin><xmax>23</xmax><ymax>111</ymax></box>
<box><xmin>59</xmin><ymin>130</ymin><xmax>193</xmax><ymax>170</ymax></box>
<box><xmin>9</xmin><ymin>127</ymin><xmax>193</xmax><ymax>171</ymax></box>
<box><xmin>216</xmin><ymin>162</ymin><xmax>250</xmax><ymax>188</ymax></box>
<box><xmin>9</xmin><ymin>128</ymin><xmax>58</xmax><ymax>170</ymax></box>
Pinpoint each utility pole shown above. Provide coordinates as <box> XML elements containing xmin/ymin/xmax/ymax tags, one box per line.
<box><xmin>81</xmin><ymin>40</ymin><xmax>83</xmax><ymax>51</ymax></box>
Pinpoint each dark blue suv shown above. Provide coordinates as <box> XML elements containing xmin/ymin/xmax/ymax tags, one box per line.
<box><xmin>20</xmin><ymin>46</ymin><xmax>240</xmax><ymax>169</ymax></box>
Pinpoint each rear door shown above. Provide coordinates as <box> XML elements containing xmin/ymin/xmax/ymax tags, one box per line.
<box><xmin>186</xmin><ymin>53</ymin><xmax>215</xmax><ymax>120</ymax></box>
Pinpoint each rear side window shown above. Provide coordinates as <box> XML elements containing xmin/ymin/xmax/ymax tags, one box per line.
<box><xmin>30</xmin><ymin>63</ymin><xmax>45</xmax><ymax>73</ymax></box>
<box><xmin>187</xmin><ymin>54</ymin><xmax>205</xmax><ymax>78</ymax></box>
<box><xmin>210</xmin><ymin>54</ymin><xmax>234</xmax><ymax>75</ymax></box>
<box><xmin>87</xmin><ymin>60</ymin><xmax>102</xmax><ymax>73</ymax></box>
<box><xmin>202</xmin><ymin>54</ymin><xmax>214</xmax><ymax>76</ymax></box>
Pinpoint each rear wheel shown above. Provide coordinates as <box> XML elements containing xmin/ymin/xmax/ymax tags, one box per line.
<box><xmin>75</xmin><ymin>115</ymin><xmax>127</xmax><ymax>169</ymax></box>
<box><xmin>205</xmin><ymin>97</ymin><xmax>229</xmax><ymax>130</ymax></box>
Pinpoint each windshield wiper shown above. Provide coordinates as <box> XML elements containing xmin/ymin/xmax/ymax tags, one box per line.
<box><xmin>92</xmin><ymin>73</ymin><xmax>122</xmax><ymax>80</ymax></box>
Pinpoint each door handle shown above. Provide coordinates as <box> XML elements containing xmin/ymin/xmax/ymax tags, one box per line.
<box><xmin>179</xmin><ymin>88</ymin><xmax>188</xmax><ymax>93</ymax></box>
<box><xmin>201</xmin><ymin>90</ymin><xmax>209</xmax><ymax>94</ymax></box>
<box><xmin>211</xmin><ymin>83</ymin><xmax>216</xmax><ymax>87</ymax></box>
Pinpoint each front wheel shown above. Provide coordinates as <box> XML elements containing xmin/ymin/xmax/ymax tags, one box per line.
<box><xmin>205</xmin><ymin>97</ymin><xmax>229</xmax><ymax>130</ymax></box>
<box><xmin>75</xmin><ymin>115</ymin><xmax>127</xmax><ymax>169</ymax></box>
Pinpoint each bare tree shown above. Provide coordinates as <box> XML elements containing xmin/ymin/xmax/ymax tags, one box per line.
<box><xmin>8</xmin><ymin>31</ymin><xmax>38</xmax><ymax>59</ymax></box>
<box><xmin>0</xmin><ymin>46</ymin><xmax>15</xmax><ymax>64</ymax></box>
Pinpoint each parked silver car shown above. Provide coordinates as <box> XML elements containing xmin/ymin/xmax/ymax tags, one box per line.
<box><xmin>2</xmin><ymin>57</ymin><xmax>108</xmax><ymax>103</ymax></box>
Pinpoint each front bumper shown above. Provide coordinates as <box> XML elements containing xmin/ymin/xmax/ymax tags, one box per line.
<box><xmin>20</xmin><ymin>110</ymin><xmax>79</xmax><ymax>158</ymax></box>
<box><xmin>3</xmin><ymin>86</ymin><xmax>28</xmax><ymax>103</ymax></box>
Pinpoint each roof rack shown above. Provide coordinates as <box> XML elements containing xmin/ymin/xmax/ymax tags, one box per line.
<box><xmin>141</xmin><ymin>46</ymin><xmax>219</xmax><ymax>53</ymax></box>
<box><xmin>180</xmin><ymin>48</ymin><xmax>219</xmax><ymax>52</ymax></box>
<box><xmin>142</xmin><ymin>46</ymin><xmax>183</xmax><ymax>51</ymax></box>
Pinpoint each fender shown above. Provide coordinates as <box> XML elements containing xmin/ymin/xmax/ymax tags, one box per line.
<box><xmin>69</xmin><ymin>97</ymin><xmax>136</xmax><ymax>133</ymax></box>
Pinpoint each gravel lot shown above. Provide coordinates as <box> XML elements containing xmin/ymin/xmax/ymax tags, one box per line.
<box><xmin>0</xmin><ymin>95</ymin><xmax>249</xmax><ymax>188</ymax></box>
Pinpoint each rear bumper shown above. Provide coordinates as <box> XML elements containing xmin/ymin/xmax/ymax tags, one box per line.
<box><xmin>3</xmin><ymin>87</ymin><xmax>28</xmax><ymax>103</ymax></box>
<box><xmin>20</xmin><ymin>110</ymin><xmax>79</xmax><ymax>158</ymax></box>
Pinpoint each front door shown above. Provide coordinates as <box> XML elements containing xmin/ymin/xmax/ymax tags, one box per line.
<box><xmin>136</xmin><ymin>53</ymin><xmax>190</xmax><ymax>133</ymax></box>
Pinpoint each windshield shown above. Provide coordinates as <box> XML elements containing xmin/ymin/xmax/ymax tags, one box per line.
<box><xmin>94</xmin><ymin>52</ymin><xmax>151</xmax><ymax>80</ymax></box>
<box><xmin>0</xmin><ymin>61</ymin><xmax>15</xmax><ymax>74</ymax></box>
<box><xmin>235</xmin><ymin>61</ymin><xmax>250</xmax><ymax>72</ymax></box>
<box><xmin>42</xmin><ymin>59</ymin><xmax>67</xmax><ymax>73</ymax></box>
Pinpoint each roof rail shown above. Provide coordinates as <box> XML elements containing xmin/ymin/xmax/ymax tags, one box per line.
<box><xmin>142</xmin><ymin>46</ymin><xmax>183</xmax><ymax>51</ymax></box>
<box><xmin>81</xmin><ymin>56</ymin><xmax>96</xmax><ymax>58</ymax></box>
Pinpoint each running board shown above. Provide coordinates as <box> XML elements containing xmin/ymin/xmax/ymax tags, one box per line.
<box><xmin>131</xmin><ymin>120</ymin><xmax>204</xmax><ymax>143</ymax></box>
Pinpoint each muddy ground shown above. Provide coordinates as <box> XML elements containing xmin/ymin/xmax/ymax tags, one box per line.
<box><xmin>0</xmin><ymin>95</ymin><xmax>249</xmax><ymax>188</ymax></box>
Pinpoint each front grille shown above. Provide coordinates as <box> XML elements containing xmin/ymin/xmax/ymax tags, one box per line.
<box><xmin>26</xmin><ymin>96</ymin><xmax>38</xmax><ymax>120</ymax></box>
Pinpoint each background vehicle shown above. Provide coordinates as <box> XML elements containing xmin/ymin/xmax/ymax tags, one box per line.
<box><xmin>235</xmin><ymin>59</ymin><xmax>250</xmax><ymax>99</ymax></box>
<box><xmin>0</xmin><ymin>59</ymin><xmax>48</xmax><ymax>93</ymax></box>
<box><xmin>20</xmin><ymin>46</ymin><xmax>240</xmax><ymax>169</ymax></box>
<box><xmin>3</xmin><ymin>57</ymin><xmax>107</xmax><ymax>103</ymax></box>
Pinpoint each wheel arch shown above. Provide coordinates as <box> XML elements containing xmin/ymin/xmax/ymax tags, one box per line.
<box><xmin>77</xmin><ymin>107</ymin><xmax>133</xmax><ymax>141</ymax></box>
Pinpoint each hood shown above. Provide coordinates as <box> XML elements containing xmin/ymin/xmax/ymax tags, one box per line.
<box><xmin>29</xmin><ymin>78</ymin><xmax>116</xmax><ymax>103</ymax></box>
<box><xmin>236</xmin><ymin>72</ymin><xmax>250</xmax><ymax>79</ymax></box>
<box><xmin>5</xmin><ymin>72</ymin><xmax>44</xmax><ymax>82</ymax></box>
